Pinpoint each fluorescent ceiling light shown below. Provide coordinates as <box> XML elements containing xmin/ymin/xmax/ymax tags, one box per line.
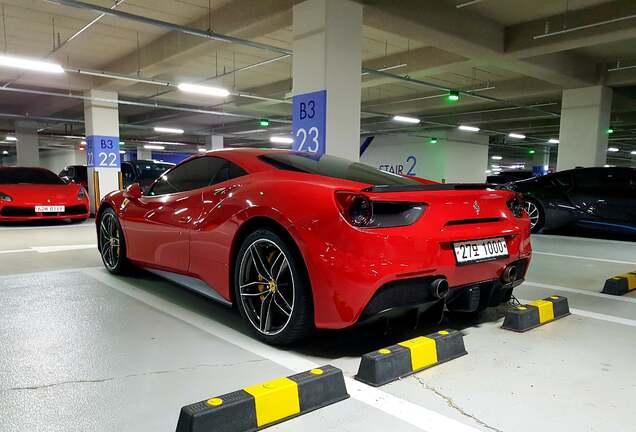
<box><xmin>548</xmin><ymin>138</ymin><xmax>559</xmax><ymax>144</ymax></box>
<box><xmin>458</xmin><ymin>125</ymin><xmax>480</xmax><ymax>132</ymax></box>
<box><xmin>154</xmin><ymin>127</ymin><xmax>184</xmax><ymax>134</ymax></box>
<box><xmin>604</xmin><ymin>164</ymin><xmax>613</xmax><ymax>168</ymax></box>
<box><xmin>2</xmin><ymin>150</ymin><xmax>8</xmax><ymax>155</ymax></box>
<box><xmin>0</xmin><ymin>54</ymin><xmax>64</xmax><ymax>74</ymax></box>
<box><xmin>393</xmin><ymin>115</ymin><xmax>421</xmax><ymax>124</ymax></box>
<box><xmin>270</xmin><ymin>136</ymin><xmax>294</xmax><ymax>144</ymax></box>
<box><xmin>177</xmin><ymin>83</ymin><xmax>230</xmax><ymax>98</ymax></box>
<box><xmin>5</xmin><ymin>136</ymin><xmax>17</xmax><ymax>141</ymax></box>
<box><xmin>198</xmin><ymin>148</ymin><xmax>207</xmax><ymax>153</ymax></box>
<box><xmin>508</xmin><ymin>133</ymin><xmax>526</xmax><ymax>139</ymax></box>
<box><xmin>631</xmin><ymin>150</ymin><xmax>636</xmax><ymax>155</ymax></box>
<box><xmin>144</xmin><ymin>144</ymin><xmax>165</xmax><ymax>150</ymax></box>
<box><xmin>607</xmin><ymin>147</ymin><xmax>619</xmax><ymax>152</ymax></box>
<box><xmin>80</xmin><ymin>140</ymin><xmax>86</xmax><ymax>145</ymax></box>
<box><xmin>119</xmin><ymin>150</ymin><xmax>126</xmax><ymax>154</ymax></box>
<box><xmin>491</xmin><ymin>155</ymin><xmax>503</xmax><ymax>160</ymax></box>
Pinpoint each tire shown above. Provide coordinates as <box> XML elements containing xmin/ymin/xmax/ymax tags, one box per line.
<box><xmin>234</xmin><ymin>228</ymin><xmax>313</xmax><ymax>345</ymax></box>
<box><xmin>524</xmin><ymin>199</ymin><xmax>544</xmax><ymax>233</ymax></box>
<box><xmin>98</xmin><ymin>208</ymin><xmax>130</xmax><ymax>274</ymax></box>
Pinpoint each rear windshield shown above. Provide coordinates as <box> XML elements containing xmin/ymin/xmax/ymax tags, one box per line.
<box><xmin>259</xmin><ymin>153</ymin><xmax>419</xmax><ymax>186</ymax></box>
<box><xmin>0</xmin><ymin>168</ymin><xmax>64</xmax><ymax>185</ymax></box>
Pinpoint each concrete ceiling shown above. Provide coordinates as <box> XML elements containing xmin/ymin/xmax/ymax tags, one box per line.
<box><xmin>0</xmin><ymin>0</ymin><xmax>635</xmax><ymax>168</ymax></box>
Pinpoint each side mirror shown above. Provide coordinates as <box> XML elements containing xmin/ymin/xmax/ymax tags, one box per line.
<box><xmin>124</xmin><ymin>183</ymin><xmax>142</xmax><ymax>199</ymax></box>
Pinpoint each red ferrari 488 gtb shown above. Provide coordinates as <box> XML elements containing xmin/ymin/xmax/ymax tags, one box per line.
<box><xmin>0</xmin><ymin>167</ymin><xmax>89</xmax><ymax>223</ymax></box>
<box><xmin>97</xmin><ymin>149</ymin><xmax>532</xmax><ymax>344</ymax></box>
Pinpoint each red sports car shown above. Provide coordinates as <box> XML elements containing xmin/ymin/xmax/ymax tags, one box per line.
<box><xmin>97</xmin><ymin>149</ymin><xmax>532</xmax><ymax>344</ymax></box>
<box><xmin>0</xmin><ymin>167</ymin><xmax>90</xmax><ymax>222</ymax></box>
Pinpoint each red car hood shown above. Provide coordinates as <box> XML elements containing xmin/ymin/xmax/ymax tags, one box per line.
<box><xmin>0</xmin><ymin>184</ymin><xmax>83</xmax><ymax>205</ymax></box>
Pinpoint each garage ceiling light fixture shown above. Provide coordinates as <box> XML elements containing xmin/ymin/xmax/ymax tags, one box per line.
<box><xmin>144</xmin><ymin>144</ymin><xmax>165</xmax><ymax>150</ymax></box>
<box><xmin>5</xmin><ymin>136</ymin><xmax>17</xmax><ymax>141</ymax></box>
<box><xmin>528</xmin><ymin>149</ymin><xmax>536</xmax><ymax>155</ymax></box>
<box><xmin>607</xmin><ymin>147</ymin><xmax>619</xmax><ymax>152</ymax></box>
<box><xmin>270</xmin><ymin>136</ymin><xmax>294</xmax><ymax>144</ymax></box>
<box><xmin>392</xmin><ymin>115</ymin><xmax>421</xmax><ymax>124</ymax></box>
<box><xmin>491</xmin><ymin>155</ymin><xmax>503</xmax><ymax>160</ymax></box>
<box><xmin>119</xmin><ymin>150</ymin><xmax>126</xmax><ymax>154</ymax></box>
<box><xmin>2</xmin><ymin>150</ymin><xmax>8</xmax><ymax>155</ymax></box>
<box><xmin>508</xmin><ymin>133</ymin><xmax>526</xmax><ymax>139</ymax></box>
<box><xmin>631</xmin><ymin>150</ymin><xmax>636</xmax><ymax>155</ymax></box>
<box><xmin>0</xmin><ymin>54</ymin><xmax>64</xmax><ymax>74</ymax></box>
<box><xmin>458</xmin><ymin>125</ymin><xmax>480</xmax><ymax>132</ymax></box>
<box><xmin>198</xmin><ymin>148</ymin><xmax>207</xmax><ymax>152</ymax></box>
<box><xmin>607</xmin><ymin>128</ymin><xmax>614</xmax><ymax>134</ymax></box>
<box><xmin>177</xmin><ymin>83</ymin><xmax>230</xmax><ymax>98</ymax></box>
<box><xmin>548</xmin><ymin>138</ymin><xmax>559</xmax><ymax>144</ymax></box>
<box><xmin>154</xmin><ymin>127</ymin><xmax>184</xmax><ymax>134</ymax></box>
<box><xmin>447</xmin><ymin>90</ymin><xmax>460</xmax><ymax>102</ymax></box>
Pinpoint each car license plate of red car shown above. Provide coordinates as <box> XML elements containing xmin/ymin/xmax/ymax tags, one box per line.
<box><xmin>453</xmin><ymin>237</ymin><xmax>508</xmax><ymax>264</ymax></box>
<box><xmin>35</xmin><ymin>205</ymin><xmax>65</xmax><ymax>213</ymax></box>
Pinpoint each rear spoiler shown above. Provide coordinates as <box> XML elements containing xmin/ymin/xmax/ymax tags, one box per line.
<box><xmin>362</xmin><ymin>183</ymin><xmax>503</xmax><ymax>193</ymax></box>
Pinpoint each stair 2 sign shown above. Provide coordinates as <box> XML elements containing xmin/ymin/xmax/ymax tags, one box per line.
<box><xmin>292</xmin><ymin>90</ymin><xmax>326</xmax><ymax>157</ymax></box>
<box><xmin>86</xmin><ymin>135</ymin><xmax>121</xmax><ymax>168</ymax></box>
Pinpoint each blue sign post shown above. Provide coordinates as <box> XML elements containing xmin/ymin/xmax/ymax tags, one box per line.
<box><xmin>86</xmin><ymin>135</ymin><xmax>121</xmax><ymax>168</ymax></box>
<box><xmin>292</xmin><ymin>90</ymin><xmax>326</xmax><ymax>157</ymax></box>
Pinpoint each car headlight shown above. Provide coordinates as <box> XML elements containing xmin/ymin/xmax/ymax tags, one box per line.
<box><xmin>335</xmin><ymin>191</ymin><xmax>427</xmax><ymax>228</ymax></box>
<box><xmin>77</xmin><ymin>187</ymin><xmax>88</xmax><ymax>200</ymax></box>
<box><xmin>507</xmin><ymin>193</ymin><xmax>525</xmax><ymax>218</ymax></box>
<box><xmin>0</xmin><ymin>192</ymin><xmax>12</xmax><ymax>202</ymax></box>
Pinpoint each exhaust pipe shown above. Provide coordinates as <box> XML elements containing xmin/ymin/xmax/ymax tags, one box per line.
<box><xmin>431</xmin><ymin>278</ymin><xmax>449</xmax><ymax>299</ymax></box>
<box><xmin>502</xmin><ymin>265</ymin><xmax>518</xmax><ymax>284</ymax></box>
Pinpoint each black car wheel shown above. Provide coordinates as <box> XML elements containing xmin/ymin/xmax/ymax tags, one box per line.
<box><xmin>98</xmin><ymin>208</ymin><xmax>130</xmax><ymax>274</ymax></box>
<box><xmin>234</xmin><ymin>229</ymin><xmax>313</xmax><ymax>345</ymax></box>
<box><xmin>525</xmin><ymin>199</ymin><xmax>544</xmax><ymax>233</ymax></box>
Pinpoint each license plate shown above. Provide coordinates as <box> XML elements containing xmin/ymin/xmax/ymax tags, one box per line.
<box><xmin>35</xmin><ymin>205</ymin><xmax>65</xmax><ymax>213</ymax></box>
<box><xmin>453</xmin><ymin>237</ymin><xmax>508</xmax><ymax>264</ymax></box>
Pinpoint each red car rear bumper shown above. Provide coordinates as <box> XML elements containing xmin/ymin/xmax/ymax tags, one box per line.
<box><xmin>300</xmin><ymin>217</ymin><xmax>532</xmax><ymax>329</ymax></box>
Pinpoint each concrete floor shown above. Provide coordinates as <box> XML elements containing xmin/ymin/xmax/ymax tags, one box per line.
<box><xmin>1</xmin><ymin>221</ymin><xmax>635</xmax><ymax>432</ymax></box>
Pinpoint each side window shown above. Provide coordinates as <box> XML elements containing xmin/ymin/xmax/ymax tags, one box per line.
<box><xmin>212</xmin><ymin>161</ymin><xmax>248</xmax><ymax>185</ymax></box>
<box><xmin>572</xmin><ymin>169</ymin><xmax>604</xmax><ymax>190</ymax></box>
<box><xmin>121</xmin><ymin>164</ymin><xmax>135</xmax><ymax>182</ymax></box>
<box><xmin>552</xmin><ymin>172</ymin><xmax>572</xmax><ymax>189</ymax></box>
<box><xmin>148</xmin><ymin>156</ymin><xmax>228</xmax><ymax>196</ymax></box>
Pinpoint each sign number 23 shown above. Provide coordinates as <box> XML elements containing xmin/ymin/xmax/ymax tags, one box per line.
<box><xmin>295</xmin><ymin>126</ymin><xmax>319</xmax><ymax>152</ymax></box>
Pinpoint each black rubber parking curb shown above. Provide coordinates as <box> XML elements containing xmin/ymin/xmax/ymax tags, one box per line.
<box><xmin>354</xmin><ymin>329</ymin><xmax>467</xmax><ymax>387</ymax></box>
<box><xmin>175</xmin><ymin>365</ymin><xmax>349</xmax><ymax>432</ymax></box>
<box><xmin>502</xmin><ymin>295</ymin><xmax>570</xmax><ymax>332</ymax></box>
<box><xmin>602</xmin><ymin>272</ymin><xmax>636</xmax><ymax>296</ymax></box>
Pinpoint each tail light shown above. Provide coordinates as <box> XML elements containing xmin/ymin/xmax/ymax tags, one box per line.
<box><xmin>507</xmin><ymin>193</ymin><xmax>525</xmax><ymax>218</ymax></box>
<box><xmin>77</xmin><ymin>187</ymin><xmax>88</xmax><ymax>201</ymax></box>
<box><xmin>0</xmin><ymin>192</ymin><xmax>12</xmax><ymax>202</ymax></box>
<box><xmin>335</xmin><ymin>191</ymin><xmax>426</xmax><ymax>228</ymax></box>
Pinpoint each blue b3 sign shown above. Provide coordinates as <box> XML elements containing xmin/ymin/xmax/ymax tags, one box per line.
<box><xmin>86</xmin><ymin>135</ymin><xmax>121</xmax><ymax>168</ymax></box>
<box><xmin>292</xmin><ymin>90</ymin><xmax>326</xmax><ymax>156</ymax></box>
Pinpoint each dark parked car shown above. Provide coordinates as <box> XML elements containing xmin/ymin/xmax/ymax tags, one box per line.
<box><xmin>509</xmin><ymin>167</ymin><xmax>636</xmax><ymax>234</ymax></box>
<box><xmin>487</xmin><ymin>171</ymin><xmax>534</xmax><ymax>184</ymax></box>
<box><xmin>60</xmin><ymin>160</ymin><xmax>174</xmax><ymax>193</ymax></box>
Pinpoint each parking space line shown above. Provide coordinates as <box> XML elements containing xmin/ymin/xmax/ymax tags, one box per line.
<box><xmin>532</xmin><ymin>251</ymin><xmax>636</xmax><ymax>266</ymax></box>
<box><xmin>0</xmin><ymin>244</ymin><xmax>96</xmax><ymax>255</ymax></box>
<box><xmin>0</xmin><ymin>248</ymin><xmax>32</xmax><ymax>255</ymax></box>
<box><xmin>85</xmin><ymin>268</ymin><xmax>480</xmax><ymax>432</ymax></box>
<box><xmin>570</xmin><ymin>308</ymin><xmax>636</xmax><ymax>328</ymax></box>
<box><xmin>523</xmin><ymin>281</ymin><xmax>636</xmax><ymax>304</ymax></box>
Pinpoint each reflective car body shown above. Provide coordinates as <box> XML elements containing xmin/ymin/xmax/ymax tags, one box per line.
<box><xmin>98</xmin><ymin>149</ymin><xmax>532</xmax><ymax>329</ymax></box>
<box><xmin>0</xmin><ymin>167</ymin><xmax>89</xmax><ymax>222</ymax></box>
<box><xmin>510</xmin><ymin>166</ymin><xmax>636</xmax><ymax>233</ymax></box>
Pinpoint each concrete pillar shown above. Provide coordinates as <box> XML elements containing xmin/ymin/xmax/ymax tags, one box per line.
<box><xmin>204</xmin><ymin>135</ymin><xmax>224</xmax><ymax>151</ymax></box>
<box><xmin>15</xmin><ymin>121</ymin><xmax>39</xmax><ymax>167</ymax></box>
<box><xmin>557</xmin><ymin>86</ymin><xmax>612</xmax><ymax>171</ymax></box>
<box><xmin>292</xmin><ymin>0</ymin><xmax>362</xmax><ymax>161</ymax></box>
<box><xmin>136</xmin><ymin>145</ymin><xmax>152</xmax><ymax>160</ymax></box>
<box><xmin>84</xmin><ymin>89</ymin><xmax>121</xmax><ymax>214</ymax></box>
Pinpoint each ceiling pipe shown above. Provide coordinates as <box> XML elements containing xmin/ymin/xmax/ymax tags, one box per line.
<box><xmin>49</xmin><ymin>0</ymin><xmax>560</xmax><ymax>120</ymax></box>
<box><xmin>534</xmin><ymin>13</ymin><xmax>636</xmax><ymax>40</ymax></box>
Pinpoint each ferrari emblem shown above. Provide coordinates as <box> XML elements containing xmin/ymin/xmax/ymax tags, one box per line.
<box><xmin>473</xmin><ymin>200</ymin><xmax>480</xmax><ymax>215</ymax></box>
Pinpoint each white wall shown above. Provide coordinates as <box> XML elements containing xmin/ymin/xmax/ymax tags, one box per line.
<box><xmin>39</xmin><ymin>148</ymin><xmax>85</xmax><ymax>174</ymax></box>
<box><xmin>360</xmin><ymin>130</ymin><xmax>489</xmax><ymax>183</ymax></box>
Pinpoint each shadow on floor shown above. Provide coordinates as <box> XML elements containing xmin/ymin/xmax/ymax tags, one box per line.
<box><xmin>0</xmin><ymin>218</ymin><xmax>93</xmax><ymax>227</ymax></box>
<box><xmin>112</xmin><ymin>268</ymin><xmax>507</xmax><ymax>361</ymax></box>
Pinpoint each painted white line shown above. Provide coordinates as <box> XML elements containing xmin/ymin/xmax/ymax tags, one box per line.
<box><xmin>86</xmin><ymin>268</ymin><xmax>479</xmax><ymax>432</ymax></box>
<box><xmin>569</xmin><ymin>308</ymin><xmax>636</xmax><ymax>328</ymax></box>
<box><xmin>532</xmin><ymin>233</ymin><xmax>636</xmax><ymax>246</ymax></box>
<box><xmin>522</xmin><ymin>281</ymin><xmax>636</xmax><ymax>305</ymax></box>
<box><xmin>31</xmin><ymin>244</ymin><xmax>96</xmax><ymax>253</ymax></box>
<box><xmin>532</xmin><ymin>251</ymin><xmax>636</xmax><ymax>266</ymax></box>
<box><xmin>0</xmin><ymin>248</ymin><xmax>32</xmax><ymax>255</ymax></box>
<box><xmin>0</xmin><ymin>244</ymin><xmax>96</xmax><ymax>255</ymax></box>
